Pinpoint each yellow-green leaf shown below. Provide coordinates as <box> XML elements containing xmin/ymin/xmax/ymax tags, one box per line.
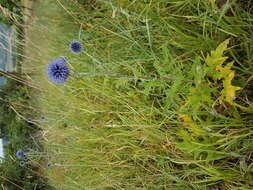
<box><xmin>220</xmin><ymin>71</ymin><xmax>241</xmax><ymax>104</ymax></box>
<box><xmin>205</xmin><ymin>39</ymin><xmax>230</xmax><ymax>68</ymax></box>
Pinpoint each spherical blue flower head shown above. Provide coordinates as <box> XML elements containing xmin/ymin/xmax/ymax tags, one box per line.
<box><xmin>19</xmin><ymin>161</ymin><xmax>26</xmax><ymax>167</ymax></box>
<box><xmin>47</xmin><ymin>57</ymin><xmax>70</xmax><ymax>84</ymax></box>
<box><xmin>69</xmin><ymin>40</ymin><xmax>83</xmax><ymax>54</ymax></box>
<box><xmin>46</xmin><ymin>163</ymin><xmax>52</xmax><ymax>168</ymax></box>
<box><xmin>23</xmin><ymin>155</ymin><xmax>29</xmax><ymax>162</ymax></box>
<box><xmin>16</xmin><ymin>149</ymin><xmax>24</xmax><ymax>159</ymax></box>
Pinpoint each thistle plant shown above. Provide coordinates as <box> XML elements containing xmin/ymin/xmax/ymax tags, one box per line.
<box><xmin>16</xmin><ymin>148</ymin><xmax>53</xmax><ymax>169</ymax></box>
<box><xmin>45</xmin><ymin>40</ymin><xmax>174</xmax><ymax>84</ymax></box>
<box><xmin>46</xmin><ymin>56</ymin><xmax>172</xmax><ymax>85</ymax></box>
<box><xmin>16</xmin><ymin>149</ymin><xmax>30</xmax><ymax>167</ymax></box>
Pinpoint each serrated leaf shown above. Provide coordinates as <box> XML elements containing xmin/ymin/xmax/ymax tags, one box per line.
<box><xmin>219</xmin><ymin>71</ymin><xmax>241</xmax><ymax>104</ymax></box>
<box><xmin>205</xmin><ymin>39</ymin><xmax>229</xmax><ymax>67</ymax></box>
<box><xmin>204</xmin><ymin>39</ymin><xmax>241</xmax><ymax>104</ymax></box>
<box><xmin>212</xmin><ymin>39</ymin><xmax>230</xmax><ymax>58</ymax></box>
<box><xmin>214</xmin><ymin>61</ymin><xmax>234</xmax><ymax>80</ymax></box>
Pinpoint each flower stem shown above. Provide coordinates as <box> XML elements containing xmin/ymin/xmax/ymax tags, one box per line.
<box><xmin>71</xmin><ymin>71</ymin><xmax>172</xmax><ymax>81</ymax></box>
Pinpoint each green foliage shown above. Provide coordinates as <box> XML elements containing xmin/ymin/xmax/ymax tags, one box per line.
<box><xmin>204</xmin><ymin>39</ymin><xmax>241</xmax><ymax>104</ymax></box>
<box><xmin>0</xmin><ymin>80</ymin><xmax>54</xmax><ymax>190</ymax></box>
<box><xmin>0</xmin><ymin>0</ymin><xmax>21</xmax><ymax>12</ymax></box>
<box><xmin>0</xmin><ymin>13</ymin><xmax>12</xmax><ymax>25</ymax></box>
<box><xmin>23</xmin><ymin>0</ymin><xmax>253</xmax><ymax>189</ymax></box>
<box><xmin>0</xmin><ymin>0</ymin><xmax>21</xmax><ymax>24</ymax></box>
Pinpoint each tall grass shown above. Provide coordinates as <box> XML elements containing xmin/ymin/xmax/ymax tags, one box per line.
<box><xmin>23</xmin><ymin>0</ymin><xmax>253</xmax><ymax>189</ymax></box>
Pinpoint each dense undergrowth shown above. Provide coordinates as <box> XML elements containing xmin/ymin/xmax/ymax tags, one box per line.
<box><xmin>0</xmin><ymin>0</ymin><xmax>21</xmax><ymax>24</ymax></box>
<box><xmin>0</xmin><ymin>80</ymin><xmax>54</xmax><ymax>189</ymax></box>
<box><xmin>18</xmin><ymin>0</ymin><xmax>253</xmax><ymax>189</ymax></box>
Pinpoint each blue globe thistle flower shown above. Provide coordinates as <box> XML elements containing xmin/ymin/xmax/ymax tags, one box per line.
<box><xmin>69</xmin><ymin>40</ymin><xmax>83</xmax><ymax>54</ymax></box>
<box><xmin>47</xmin><ymin>57</ymin><xmax>70</xmax><ymax>84</ymax></box>
<box><xmin>46</xmin><ymin>163</ymin><xmax>52</xmax><ymax>168</ymax></box>
<box><xmin>19</xmin><ymin>161</ymin><xmax>26</xmax><ymax>167</ymax></box>
<box><xmin>23</xmin><ymin>155</ymin><xmax>29</xmax><ymax>162</ymax></box>
<box><xmin>16</xmin><ymin>149</ymin><xmax>24</xmax><ymax>159</ymax></box>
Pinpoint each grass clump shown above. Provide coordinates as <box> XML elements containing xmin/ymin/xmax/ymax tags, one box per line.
<box><xmin>22</xmin><ymin>0</ymin><xmax>253</xmax><ymax>189</ymax></box>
